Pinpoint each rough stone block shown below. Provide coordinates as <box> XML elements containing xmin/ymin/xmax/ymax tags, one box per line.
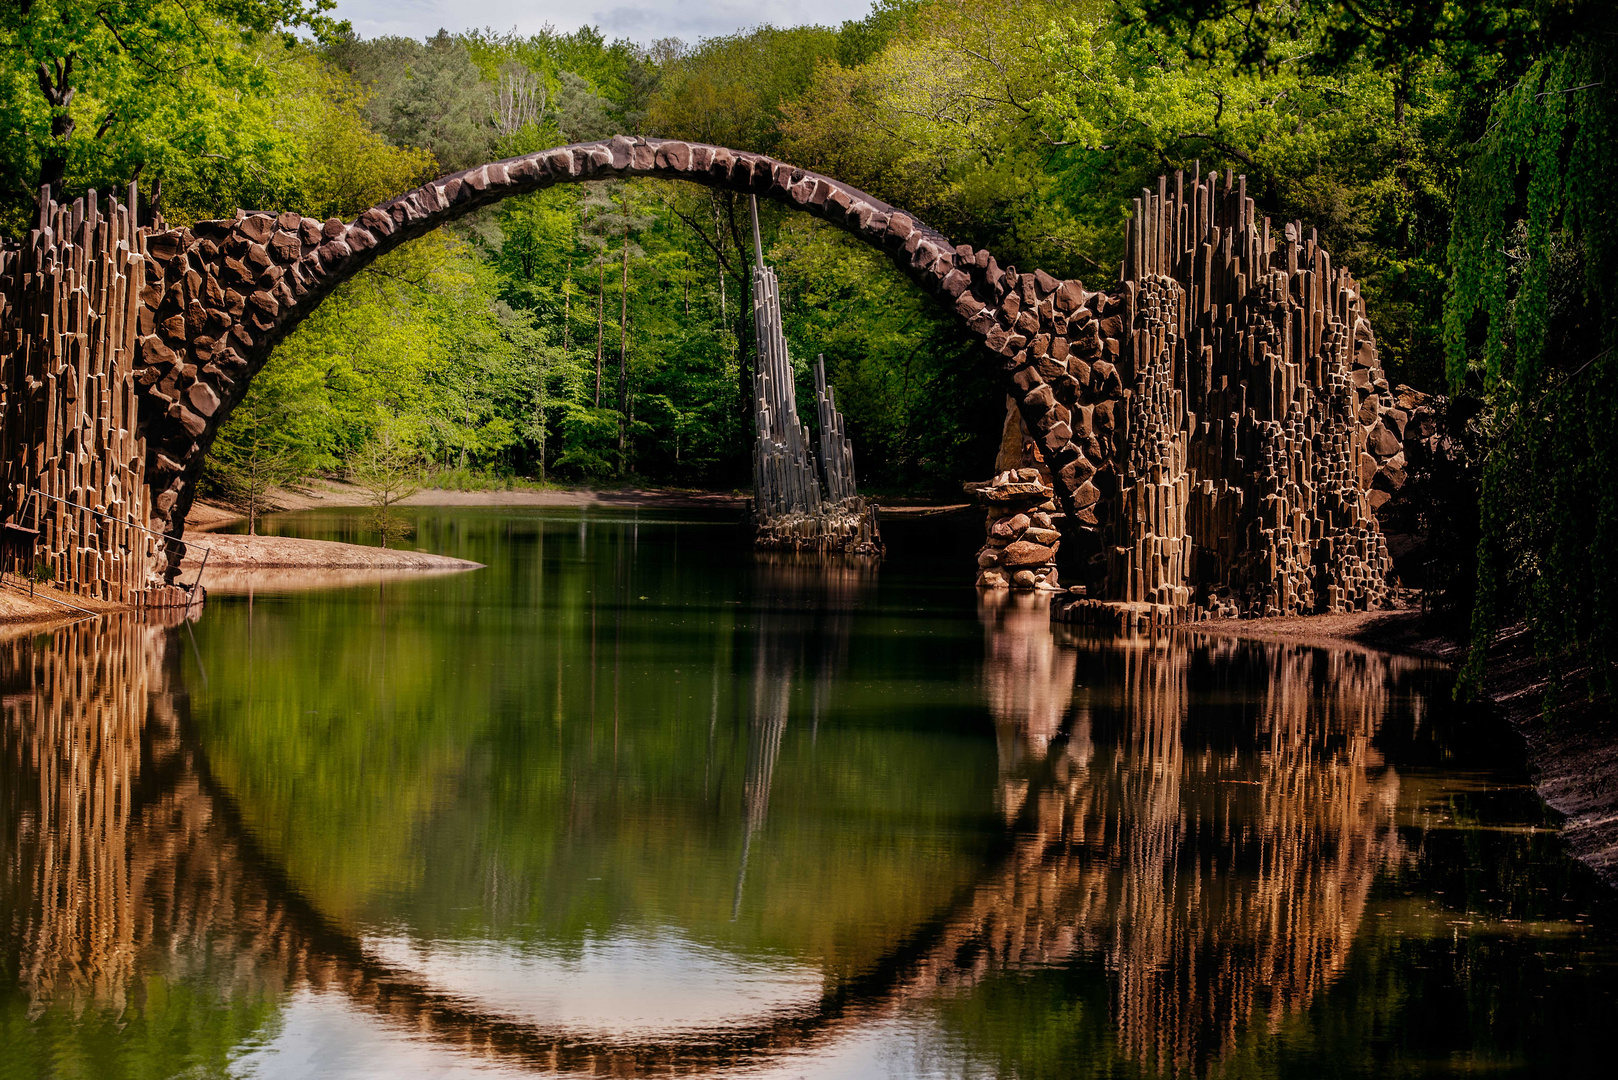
<box><xmin>1003</xmin><ymin>540</ymin><xmax>1055</xmax><ymax>567</ymax></box>
<box><xmin>186</xmin><ymin>382</ymin><xmax>220</xmax><ymax>417</ymax></box>
<box><xmin>1367</xmin><ymin>421</ymin><xmax>1401</xmax><ymax>457</ymax></box>
<box><xmin>237</xmin><ymin>214</ymin><xmax>274</xmax><ymax>244</ymax></box>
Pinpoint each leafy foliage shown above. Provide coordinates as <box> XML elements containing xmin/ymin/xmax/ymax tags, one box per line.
<box><xmin>1442</xmin><ymin>32</ymin><xmax>1618</xmax><ymax>690</ymax></box>
<box><xmin>0</xmin><ymin>0</ymin><xmax>345</xmax><ymax>230</ymax></box>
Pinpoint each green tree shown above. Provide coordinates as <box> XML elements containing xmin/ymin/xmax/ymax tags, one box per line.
<box><xmin>1441</xmin><ymin>28</ymin><xmax>1617</xmax><ymax>692</ymax></box>
<box><xmin>349</xmin><ymin>426</ymin><xmax>421</xmax><ymax>547</ymax></box>
<box><xmin>1035</xmin><ymin>5</ymin><xmax>1458</xmax><ymax>383</ymax></box>
<box><xmin>206</xmin><ymin>381</ymin><xmax>316</xmax><ymax>535</ymax></box>
<box><xmin>0</xmin><ymin>0</ymin><xmax>342</xmax><ymax>231</ymax></box>
<box><xmin>328</xmin><ymin>30</ymin><xmax>497</xmax><ymax>171</ymax></box>
<box><xmin>275</xmin><ymin>56</ymin><xmax>437</xmax><ymax>220</ymax></box>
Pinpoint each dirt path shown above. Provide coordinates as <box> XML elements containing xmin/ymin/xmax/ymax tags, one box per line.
<box><xmin>184</xmin><ymin>482</ymin><xmax>976</xmax><ymax>533</ymax></box>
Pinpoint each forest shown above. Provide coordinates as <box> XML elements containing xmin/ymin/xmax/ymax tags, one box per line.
<box><xmin>3</xmin><ymin>0</ymin><xmax>1614</xmax><ymax>686</ymax></box>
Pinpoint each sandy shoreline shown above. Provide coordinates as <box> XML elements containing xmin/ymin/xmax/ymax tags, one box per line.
<box><xmin>0</xmin><ymin>577</ymin><xmax>128</xmax><ymax>628</ymax></box>
<box><xmin>178</xmin><ymin>532</ymin><xmax>482</xmax><ymax>573</ymax></box>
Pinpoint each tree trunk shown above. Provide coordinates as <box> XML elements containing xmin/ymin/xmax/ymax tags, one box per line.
<box><xmin>35</xmin><ymin>58</ymin><xmax>77</xmax><ymax>197</ymax></box>
<box><xmin>1393</xmin><ymin>60</ymin><xmax>1412</xmax><ymax>259</ymax></box>
<box><xmin>711</xmin><ymin>196</ymin><xmax>729</xmax><ymax>325</ymax></box>
<box><xmin>618</xmin><ymin>215</ymin><xmax>631</xmax><ymax>458</ymax></box>
<box><xmin>725</xmin><ymin>195</ymin><xmax>755</xmax><ymax>432</ymax></box>
<box><xmin>563</xmin><ymin>257</ymin><xmax>572</xmax><ymax>353</ymax></box>
<box><xmin>248</xmin><ymin>448</ymin><xmax>260</xmax><ymax>536</ymax></box>
<box><xmin>594</xmin><ymin>264</ymin><xmax>605</xmax><ymax>407</ymax></box>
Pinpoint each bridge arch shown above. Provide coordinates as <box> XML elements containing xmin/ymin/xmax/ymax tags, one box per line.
<box><xmin>133</xmin><ymin>135</ymin><xmax>1096</xmax><ymax>568</ymax></box>
<box><xmin>6</xmin><ymin>137</ymin><xmax>1412</xmax><ymax>616</ymax></box>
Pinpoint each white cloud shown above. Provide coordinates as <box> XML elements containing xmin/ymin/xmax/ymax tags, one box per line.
<box><xmin>330</xmin><ymin>0</ymin><xmax>877</xmax><ymax>44</ymax></box>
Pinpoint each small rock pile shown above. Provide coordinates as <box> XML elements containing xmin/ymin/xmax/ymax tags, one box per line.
<box><xmin>966</xmin><ymin>469</ymin><xmax>1064</xmax><ymax>591</ymax></box>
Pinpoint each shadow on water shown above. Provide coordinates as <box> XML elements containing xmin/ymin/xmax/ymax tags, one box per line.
<box><xmin>1</xmin><ymin>510</ymin><xmax>1615</xmax><ymax>1078</ymax></box>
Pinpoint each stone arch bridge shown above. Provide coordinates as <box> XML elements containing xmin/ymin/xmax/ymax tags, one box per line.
<box><xmin>0</xmin><ymin>137</ymin><xmax>1420</xmax><ymax>617</ymax></box>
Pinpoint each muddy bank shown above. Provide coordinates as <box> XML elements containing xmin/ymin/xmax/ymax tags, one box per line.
<box><xmin>1462</xmin><ymin>627</ymin><xmax>1618</xmax><ymax>886</ymax></box>
<box><xmin>195</xmin><ymin>566</ymin><xmax>480</xmax><ymax>595</ymax></box>
<box><xmin>1183</xmin><ymin>609</ymin><xmax>1617</xmax><ymax>888</ymax></box>
<box><xmin>0</xmin><ymin>577</ymin><xmax>127</xmax><ymax>626</ymax></box>
<box><xmin>1181</xmin><ymin>607</ymin><xmax>1458</xmax><ymax>660</ymax></box>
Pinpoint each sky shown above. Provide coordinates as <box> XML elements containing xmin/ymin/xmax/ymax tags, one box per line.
<box><xmin>330</xmin><ymin>0</ymin><xmax>878</xmax><ymax>44</ymax></box>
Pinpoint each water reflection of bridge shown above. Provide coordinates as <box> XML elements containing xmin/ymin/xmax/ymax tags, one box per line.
<box><xmin>2</xmin><ymin>599</ymin><xmax>1431</xmax><ymax>1075</ymax></box>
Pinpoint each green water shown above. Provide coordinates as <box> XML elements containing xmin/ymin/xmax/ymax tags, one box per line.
<box><xmin>2</xmin><ymin>506</ymin><xmax>1615</xmax><ymax>1078</ymax></box>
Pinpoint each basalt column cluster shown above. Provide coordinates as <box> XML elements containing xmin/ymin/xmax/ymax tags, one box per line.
<box><xmin>1055</xmin><ymin>170</ymin><xmax>1403</xmax><ymax>624</ymax></box>
<box><xmin>0</xmin><ymin>187</ymin><xmax>170</xmax><ymax>603</ymax></box>
<box><xmin>748</xmin><ymin>198</ymin><xmax>881</xmax><ymax>554</ymax></box>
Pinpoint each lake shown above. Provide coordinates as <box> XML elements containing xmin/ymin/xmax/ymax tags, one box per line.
<box><xmin>2</xmin><ymin>505</ymin><xmax>1615</xmax><ymax>1078</ymax></box>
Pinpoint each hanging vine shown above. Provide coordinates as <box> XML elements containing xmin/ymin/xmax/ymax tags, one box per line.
<box><xmin>1444</xmin><ymin>32</ymin><xmax>1618</xmax><ymax>694</ymax></box>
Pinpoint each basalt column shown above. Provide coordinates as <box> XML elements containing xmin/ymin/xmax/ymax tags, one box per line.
<box><xmin>748</xmin><ymin>197</ymin><xmax>881</xmax><ymax>554</ymax></box>
<box><xmin>0</xmin><ymin>187</ymin><xmax>161</xmax><ymax>602</ymax></box>
<box><xmin>1055</xmin><ymin>169</ymin><xmax>1401</xmax><ymax>625</ymax></box>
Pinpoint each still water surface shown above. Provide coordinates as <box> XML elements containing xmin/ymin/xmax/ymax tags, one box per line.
<box><xmin>3</xmin><ymin>506</ymin><xmax>1615</xmax><ymax>1078</ymax></box>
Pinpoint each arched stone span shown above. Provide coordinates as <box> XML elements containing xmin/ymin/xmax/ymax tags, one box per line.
<box><xmin>99</xmin><ymin>138</ymin><xmax>1416</xmax><ymax>616</ymax></box>
<box><xmin>133</xmin><ymin>135</ymin><xmax>1107</xmax><ymax>568</ymax></box>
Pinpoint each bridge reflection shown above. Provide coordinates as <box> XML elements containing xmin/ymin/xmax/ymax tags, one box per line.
<box><xmin>978</xmin><ymin>615</ymin><xmax>1411</xmax><ymax>1074</ymax></box>
<box><xmin>1</xmin><ymin>598</ymin><xmax>1435</xmax><ymax>1075</ymax></box>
